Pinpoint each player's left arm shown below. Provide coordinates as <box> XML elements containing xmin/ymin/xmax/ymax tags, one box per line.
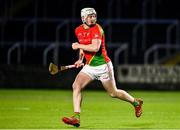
<box><xmin>72</xmin><ymin>39</ymin><xmax>101</xmax><ymax>52</ymax></box>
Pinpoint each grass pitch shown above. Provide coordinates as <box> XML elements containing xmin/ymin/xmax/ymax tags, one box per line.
<box><xmin>0</xmin><ymin>89</ymin><xmax>180</xmax><ymax>129</ymax></box>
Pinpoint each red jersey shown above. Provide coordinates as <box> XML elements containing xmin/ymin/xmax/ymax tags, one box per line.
<box><xmin>75</xmin><ymin>23</ymin><xmax>110</xmax><ymax>66</ymax></box>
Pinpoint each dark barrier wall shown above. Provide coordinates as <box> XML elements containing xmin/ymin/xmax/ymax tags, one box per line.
<box><xmin>0</xmin><ymin>65</ymin><xmax>179</xmax><ymax>90</ymax></box>
<box><xmin>0</xmin><ymin>65</ymin><xmax>75</xmax><ymax>89</ymax></box>
<box><xmin>0</xmin><ymin>65</ymin><xmax>104</xmax><ymax>90</ymax></box>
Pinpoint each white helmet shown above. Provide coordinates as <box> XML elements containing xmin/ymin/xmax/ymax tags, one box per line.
<box><xmin>81</xmin><ymin>7</ymin><xmax>97</xmax><ymax>23</ymax></box>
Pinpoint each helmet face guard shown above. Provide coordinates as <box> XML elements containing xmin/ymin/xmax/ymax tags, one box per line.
<box><xmin>81</xmin><ymin>8</ymin><xmax>97</xmax><ymax>24</ymax></box>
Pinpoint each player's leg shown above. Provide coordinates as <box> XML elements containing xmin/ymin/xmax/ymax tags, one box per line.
<box><xmin>72</xmin><ymin>72</ymin><xmax>92</xmax><ymax>113</ymax></box>
<box><xmin>101</xmin><ymin>78</ymin><xmax>134</xmax><ymax>103</ymax></box>
<box><xmin>101</xmin><ymin>79</ymin><xmax>143</xmax><ymax>117</ymax></box>
<box><xmin>100</xmin><ymin>62</ymin><xmax>143</xmax><ymax>117</ymax></box>
<box><xmin>62</xmin><ymin>72</ymin><xmax>93</xmax><ymax>127</ymax></box>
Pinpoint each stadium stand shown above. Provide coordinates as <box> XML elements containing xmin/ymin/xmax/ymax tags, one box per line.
<box><xmin>0</xmin><ymin>0</ymin><xmax>179</xmax><ymax>89</ymax></box>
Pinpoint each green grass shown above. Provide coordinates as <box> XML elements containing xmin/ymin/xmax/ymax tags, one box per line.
<box><xmin>0</xmin><ymin>89</ymin><xmax>180</xmax><ymax>129</ymax></box>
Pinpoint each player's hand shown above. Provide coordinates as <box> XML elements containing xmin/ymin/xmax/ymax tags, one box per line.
<box><xmin>72</xmin><ymin>42</ymin><xmax>79</xmax><ymax>50</ymax></box>
<box><xmin>74</xmin><ymin>60</ymin><xmax>84</xmax><ymax>68</ymax></box>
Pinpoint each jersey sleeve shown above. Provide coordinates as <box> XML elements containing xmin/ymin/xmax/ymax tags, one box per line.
<box><xmin>74</xmin><ymin>27</ymin><xmax>81</xmax><ymax>43</ymax></box>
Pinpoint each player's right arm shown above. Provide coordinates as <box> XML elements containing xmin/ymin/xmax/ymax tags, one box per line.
<box><xmin>74</xmin><ymin>27</ymin><xmax>85</xmax><ymax>68</ymax></box>
<box><xmin>74</xmin><ymin>49</ymin><xmax>84</xmax><ymax>68</ymax></box>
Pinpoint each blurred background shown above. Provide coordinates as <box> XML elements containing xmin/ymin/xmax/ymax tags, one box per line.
<box><xmin>0</xmin><ymin>0</ymin><xmax>180</xmax><ymax>90</ymax></box>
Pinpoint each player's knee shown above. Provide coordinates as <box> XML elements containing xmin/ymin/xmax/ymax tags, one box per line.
<box><xmin>109</xmin><ymin>92</ymin><xmax>117</xmax><ymax>98</ymax></box>
<box><xmin>72</xmin><ymin>82</ymin><xmax>81</xmax><ymax>91</ymax></box>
